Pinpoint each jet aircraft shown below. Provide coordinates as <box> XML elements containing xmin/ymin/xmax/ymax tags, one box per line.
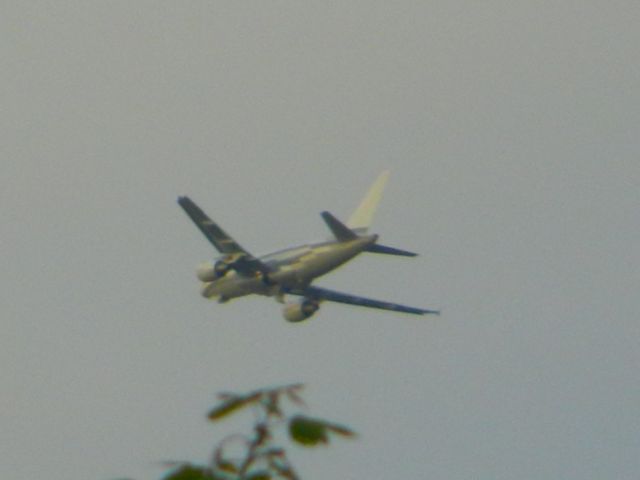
<box><xmin>178</xmin><ymin>171</ymin><xmax>439</xmax><ymax>321</ymax></box>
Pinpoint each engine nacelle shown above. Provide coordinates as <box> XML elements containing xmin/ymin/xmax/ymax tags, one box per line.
<box><xmin>282</xmin><ymin>299</ymin><xmax>320</xmax><ymax>322</ymax></box>
<box><xmin>196</xmin><ymin>262</ymin><xmax>218</xmax><ymax>282</ymax></box>
<box><xmin>196</xmin><ymin>256</ymin><xmax>241</xmax><ymax>282</ymax></box>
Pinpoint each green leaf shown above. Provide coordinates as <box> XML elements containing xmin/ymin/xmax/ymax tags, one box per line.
<box><xmin>326</xmin><ymin>422</ymin><xmax>356</xmax><ymax>438</ymax></box>
<box><xmin>207</xmin><ymin>393</ymin><xmax>259</xmax><ymax>421</ymax></box>
<box><xmin>213</xmin><ymin>441</ymin><xmax>240</xmax><ymax>474</ymax></box>
<box><xmin>215</xmin><ymin>460</ymin><xmax>238</xmax><ymax>474</ymax></box>
<box><xmin>288</xmin><ymin>415</ymin><xmax>328</xmax><ymax>447</ymax></box>
<box><xmin>245</xmin><ymin>470</ymin><xmax>272</xmax><ymax>480</ymax></box>
<box><xmin>162</xmin><ymin>464</ymin><xmax>217</xmax><ymax>480</ymax></box>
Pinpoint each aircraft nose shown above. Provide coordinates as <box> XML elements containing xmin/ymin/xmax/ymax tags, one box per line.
<box><xmin>200</xmin><ymin>282</ymin><xmax>218</xmax><ymax>298</ymax></box>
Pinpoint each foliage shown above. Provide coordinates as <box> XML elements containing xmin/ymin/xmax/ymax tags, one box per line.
<box><xmin>162</xmin><ymin>384</ymin><xmax>355</xmax><ymax>480</ymax></box>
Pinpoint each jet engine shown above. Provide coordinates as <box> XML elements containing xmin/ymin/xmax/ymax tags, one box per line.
<box><xmin>196</xmin><ymin>260</ymin><xmax>233</xmax><ymax>282</ymax></box>
<box><xmin>282</xmin><ymin>298</ymin><xmax>320</xmax><ymax>322</ymax></box>
<box><xmin>196</xmin><ymin>262</ymin><xmax>217</xmax><ymax>282</ymax></box>
<box><xmin>196</xmin><ymin>254</ymin><xmax>249</xmax><ymax>282</ymax></box>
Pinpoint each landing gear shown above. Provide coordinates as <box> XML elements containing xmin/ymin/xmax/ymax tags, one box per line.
<box><xmin>254</xmin><ymin>269</ymin><xmax>274</xmax><ymax>286</ymax></box>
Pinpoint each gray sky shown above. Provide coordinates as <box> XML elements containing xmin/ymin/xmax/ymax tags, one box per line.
<box><xmin>2</xmin><ymin>2</ymin><xmax>639</xmax><ymax>479</ymax></box>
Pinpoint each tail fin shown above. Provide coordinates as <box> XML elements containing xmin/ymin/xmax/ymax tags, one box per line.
<box><xmin>347</xmin><ymin>171</ymin><xmax>390</xmax><ymax>234</ymax></box>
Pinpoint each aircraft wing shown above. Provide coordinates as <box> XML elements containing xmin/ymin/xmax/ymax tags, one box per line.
<box><xmin>178</xmin><ymin>196</ymin><xmax>248</xmax><ymax>254</ymax></box>
<box><xmin>289</xmin><ymin>285</ymin><xmax>440</xmax><ymax>316</ymax></box>
<box><xmin>177</xmin><ymin>196</ymin><xmax>272</xmax><ymax>278</ymax></box>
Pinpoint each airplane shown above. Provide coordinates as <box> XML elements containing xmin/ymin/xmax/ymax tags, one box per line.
<box><xmin>177</xmin><ymin>171</ymin><xmax>439</xmax><ymax>322</ymax></box>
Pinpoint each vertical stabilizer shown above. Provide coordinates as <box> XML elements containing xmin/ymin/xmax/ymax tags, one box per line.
<box><xmin>347</xmin><ymin>171</ymin><xmax>390</xmax><ymax>233</ymax></box>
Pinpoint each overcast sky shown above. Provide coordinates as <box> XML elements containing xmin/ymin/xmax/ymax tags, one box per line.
<box><xmin>2</xmin><ymin>2</ymin><xmax>639</xmax><ymax>479</ymax></box>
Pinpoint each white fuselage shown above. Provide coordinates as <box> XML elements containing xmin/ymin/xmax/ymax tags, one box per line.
<box><xmin>200</xmin><ymin>234</ymin><xmax>377</xmax><ymax>301</ymax></box>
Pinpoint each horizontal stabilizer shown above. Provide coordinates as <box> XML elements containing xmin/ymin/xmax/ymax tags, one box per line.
<box><xmin>321</xmin><ymin>211</ymin><xmax>357</xmax><ymax>241</ymax></box>
<box><xmin>364</xmin><ymin>244</ymin><xmax>418</xmax><ymax>257</ymax></box>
